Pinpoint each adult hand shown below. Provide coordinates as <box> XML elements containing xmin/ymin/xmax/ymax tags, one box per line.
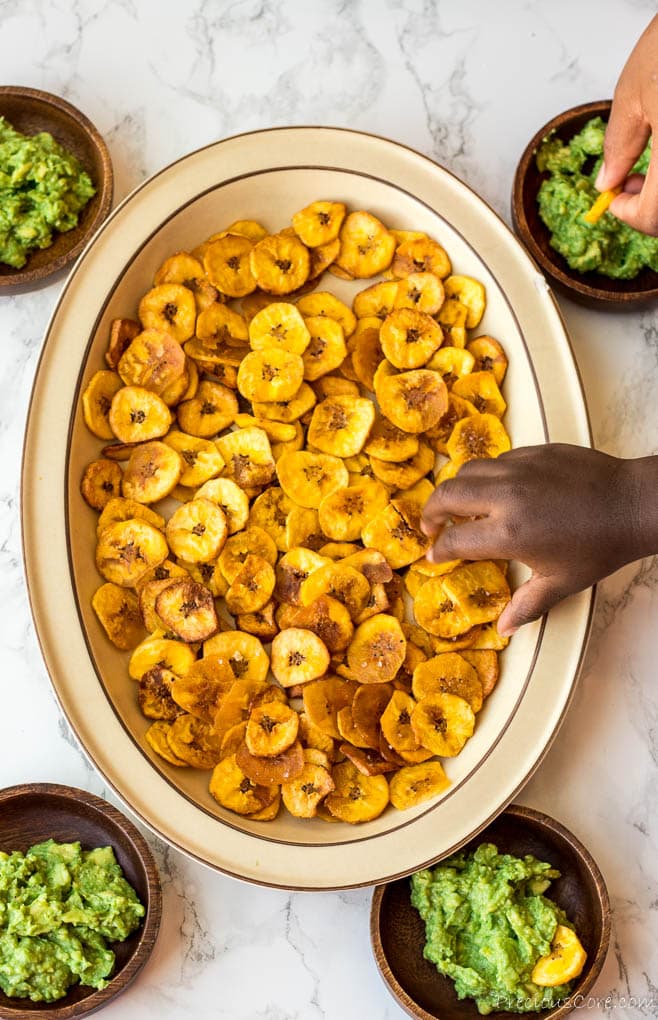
<box><xmin>598</xmin><ymin>15</ymin><xmax>658</xmax><ymax>234</ymax></box>
<box><xmin>421</xmin><ymin>445</ymin><xmax>657</xmax><ymax>636</ymax></box>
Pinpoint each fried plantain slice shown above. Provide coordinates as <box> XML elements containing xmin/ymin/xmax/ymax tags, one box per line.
<box><xmin>108</xmin><ymin>386</ymin><xmax>172</xmax><ymax>445</ymax></box>
<box><xmin>274</xmin><ymin>547</ymin><xmax>328</xmax><ymax>604</ymax></box>
<box><xmin>219</xmin><ymin>721</ymin><xmax>248</xmax><ymax>759</ymax></box>
<box><xmin>298</xmin><ymin>711</ymin><xmax>335</xmax><ymax>756</ymax></box>
<box><xmin>221</xmin><ymin>219</ymin><xmax>268</xmax><ymax>243</ymax></box>
<box><xmin>351</xmin><ymin>682</ymin><xmax>394</xmax><ymax>749</ymax></box>
<box><xmin>296</xmin><ymin>291</ymin><xmax>356</xmax><ymax>338</ymax></box>
<box><xmin>276</xmin><ymin>449</ymin><xmax>348</xmax><ymax>508</ymax></box>
<box><xmin>217</xmin><ymin>526</ymin><xmax>278</xmax><ymax>586</ymax></box>
<box><xmin>281</xmin><ymin>762</ymin><xmax>335</xmax><ymax>818</ymax></box>
<box><xmin>364</xmin><ymin>417</ymin><xmax>419</xmax><ymax>463</ymax></box>
<box><xmin>271</xmin><ymin>627</ymin><xmax>331</xmax><ymax>687</ymax></box>
<box><xmin>248</xmin><ymin>486</ymin><xmax>293</xmax><ymax>552</ymax></box>
<box><xmin>197</xmin><ymin>302</ymin><xmax>248</xmax><ymax>346</ymax></box>
<box><xmin>283</xmin><ymin>505</ymin><xmax>324</xmax><ymax>551</ymax></box>
<box><xmin>313</xmin><ymin>375</ymin><xmax>360</xmax><ymax>401</ymax></box>
<box><xmin>96</xmin><ymin>518</ymin><xmax>168</xmax><ymax>587</ymax></box>
<box><xmin>426</xmin><ymin>345</ymin><xmax>474</xmax><ymax>387</ymax></box>
<box><xmin>380</xmin><ymin>308</ymin><xmax>442</xmax><ymax>370</ymax></box>
<box><xmin>392</xmin><ymin>237</ymin><xmax>451</xmax><ymax>279</ymax></box>
<box><xmin>97</xmin><ymin>497</ymin><xmax>165</xmax><ymax>539</ymax></box>
<box><xmin>425</xmin><ymin>394</ymin><xmax>478</xmax><ymax>456</ymax></box>
<box><xmin>394</xmin><ymin>271</ymin><xmax>445</xmax><ymax>315</ymax></box>
<box><xmin>216</xmin><ymin>427</ymin><xmax>276</xmax><ymax>493</ymax></box>
<box><xmin>166</xmin><ymin>498</ymin><xmax>228</xmax><ymax>563</ymax></box>
<box><xmin>302</xmin><ymin>747</ymin><xmax>332</xmax><ymax>769</ymax></box>
<box><xmin>209</xmin><ymin>754</ymin><xmax>277</xmax><ymax>813</ymax></box>
<box><xmin>446</xmin><ymin>412</ymin><xmax>511</xmax><ymax>467</ymax></box>
<box><xmin>413</xmin><ymin>576</ymin><xmax>471</xmax><ymax>639</ymax></box>
<box><xmin>308</xmin><ymin>237</ymin><xmax>340</xmax><ymax>279</ymax></box>
<box><xmin>361</xmin><ymin>497</ymin><xmax>431</xmax><ymax>569</ymax></box>
<box><xmin>153</xmin><ymin>251</ymin><xmax>218</xmax><ymax>311</ymax></box>
<box><xmin>341</xmin><ymin>550</ymin><xmax>393</xmax><ymax>585</ymax></box>
<box><xmin>411</xmin><ymin>691</ymin><xmax>475</xmax><ymax>756</ymax></box>
<box><xmin>443</xmin><ymin>274</ymin><xmax>486</xmax><ymax>328</ymax></box>
<box><xmin>138</xmin><ymin>665</ymin><xmax>181</xmax><ymax>721</ymax></box>
<box><xmin>162</xmin><ymin>431</ymin><xmax>223</xmax><ymax>488</ymax></box>
<box><xmin>135</xmin><ymin>573</ymin><xmax>177</xmax><ymax>634</ymax></box>
<box><xmin>370</xmin><ymin>442</ymin><xmax>434</xmax><ymax>490</ymax></box>
<box><xmin>466</xmin><ymin>335</ymin><xmax>508</xmax><ymax>385</ymax></box>
<box><xmin>203</xmin><ymin>234</ymin><xmax>256</xmax><ymax>298</ymax></box>
<box><xmin>292</xmin><ymin>200</ymin><xmax>346</xmax><ymax>247</ymax></box>
<box><xmin>169</xmin><ymin>657</ymin><xmax>233</xmax><ymax>722</ymax></box>
<box><xmin>290</xmin><ymin>595</ymin><xmax>354</xmax><ymax>654</ymax></box>
<box><xmin>335</xmin><ymin>211</ymin><xmax>396</xmax><ymax>279</ymax></box>
<box><xmin>336</xmin><ymin>705</ymin><xmax>373</xmax><ymax>749</ymax></box>
<box><xmin>389</xmin><ymin>761</ymin><xmax>450</xmax><ymax>809</ymax></box>
<box><xmin>248</xmin><ymin>302</ymin><xmax>310</xmax><ymax>355</ymax></box>
<box><xmin>237</xmin><ymin>740</ymin><xmax>304</xmax><ymax>785</ymax></box>
<box><xmin>252</xmin><ymin>381</ymin><xmax>316</xmax><ymax>424</ymax></box>
<box><xmin>351</xmin><ymin>324</ymin><xmax>384</xmax><ymax>391</ymax></box>
<box><xmin>396</xmin><ymin>478</ymin><xmax>434</xmax><ymax>511</ymax></box>
<box><xmin>92</xmin><ymin>583</ymin><xmax>146</xmax><ymax>649</ymax></box>
<box><xmin>203</xmin><ymin>630</ymin><xmax>270</xmax><ymax>686</ymax></box>
<box><xmin>300</xmin><ymin>315</ymin><xmax>347</xmax><ymax>380</ymax></box>
<box><xmin>106</xmin><ymin>317</ymin><xmax>141</xmax><ymax>370</ymax></box>
<box><xmin>325</xmin><ymin>760</ymin><xmax>389</xmax><ymax>823</ymax></box>
<box><xmin>118</xmin><ymin>328</ymin><xmax>186</xmax><ymax>395</ymax></box>
<box><xmin>353</xmin><ymin>280</ymin><xmax>399</xmax><ymax>320</ymax></box>
<box><xmin>380</xmin><ymin>690</ymin><xmax>421</xmax><ymax>753</ymax></box>
<box><xmin>441</xmin><ymin>561</ymin><xmax>510</xmax><ymax>627</ymax></box>
<box><xmin>300</xmin><ymin>562</ymin><xmax>371</xmax><ymax>622</ymax></box>
<box><xmin>138</xmin><ymin>283</ymin><xmax>196</xmax><ymax>342</ymax></box>
<box><xmin>236</xmin><ymin>599</ymin><xmax>279</xmax><ymax>642</ymax></box>
<box><xmin>452</xmin><ymin>370</ymin><xmax>506</xmax><ymax>418</ymax></box>
<box><xmin>339</xmin><ymin>744</ymin><xmax>397</xmax><ymax>776</ymax></box>
<box><xmin>145</xmin><ymin>721</ymin><xmax>189</xmax><ymax>766</ymax></box>
<box><xmin>376</xmin><ymin>366</ymin><xmax>448</xmax><ymax>434</ymax></box>
<box><xmin>121</xmin><ymin>441</ymin><xmax>183</xmax><ymax>504</ymax></box>
<box><xmin>236</xmin><ymin>348</ymin><xmax>303</xmax><ymax>403</ymax></box>
<box><xmin>461</xmin><ymin>649</ymin><xmax>499</xmax><ymax>698</ymax></box>
<box><xmin>177</xmin><ymin>380</ymin><xmax>238</xmax><ymax>438</ymax></box>
<box><xmin>307</xmin><ymin>395</ymin><xmax>375</xmax><ymax>457</ymax></box>
<box><xmin>81</xmin><ymin>459</ymin><xmax>122</xmax><ymax>510</ymax></box>
<box><xmin>346</xmin><ymin>613</ymin><xmax>406</xmax><ymax>684</ymax></box>
<box><xmin>245</xmin><ymin>701</ymin><xmax>299</xmax><ymax>757</ymax></box>
<box><xmin>302</xmin><ymin>676</ymin><xmax>358</xmax><ymax>739</ymax></box>
<box><xmin>128</xmin><ymin>633</ymin><xmax>197</xmax><ymax>680</ymax></box>
<box><xmin>101</xmin><ymin>441</ymin><xmax>141</xmax><ymax>462</ymax></box>
<box><xmin>250</xmin><ymin>232</ymin><xmax>310</xmax><ymax>294</ymax></box>
<box><xmin>154</xmin><ymin>578</ymin><xmax>218</xmax><ymax>643</ymax></box>
<box><xmin>317</xmin><ymin>479</ymin><xmax>389</xmax><ymax>542</ymax></box>
<box><xmin>82</xmin><ymin>370</ymin><xmax>123</xmax><ymax>440</ymax></box>
<box><xmin>412</xmin><ymin>652</ymin><xmax>483</xmax><ymax>712</ymax></box>
<box><xmin>225</xmin><ymin>554</ymin><xmax>276</xmax><ymax>615</ymax></box>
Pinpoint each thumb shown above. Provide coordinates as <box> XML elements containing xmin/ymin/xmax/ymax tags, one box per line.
<box><xmin>497</xmin><ymin>574</ymin><xmax>563</xmax><ymax>637</ymax></box>
<box><xmin>597</xmin><ymin>93</ymin><xmax>649</xmax><ymax>191</ymax></box>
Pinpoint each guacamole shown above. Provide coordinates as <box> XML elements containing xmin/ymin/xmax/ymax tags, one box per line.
<box><xmin>410</xmin><ymin>843</ymin><xmax>576</xmax><ymax>1014</ymax></box>
<box><xmin>0</xmin><ymin>116</ymin><xmax>95</xmax><ymax>269</ymax></box>
<box><xmin>0</xmin><ymin>839</ymin><xmax>145</xmax><ymax>1002</ymax></box>
<box><xmin>536</xmin><ymin>115</ymin><xmax>658</xmax><ymax>279</ymax></box>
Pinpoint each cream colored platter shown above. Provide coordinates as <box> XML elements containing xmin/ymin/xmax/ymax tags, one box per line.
<box><xmin>22</xmin><ymin>127</ymin><xmax>593</xmax><ymax>889</ymax></box>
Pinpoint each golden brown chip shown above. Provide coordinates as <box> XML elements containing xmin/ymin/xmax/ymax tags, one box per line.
<box><xmin>96</xmin><ymin>519</ymin><xmax>168</xmax><ymax>587</ymax></box>
<box><xmin>339</xmin><ymin>744</ymin><xmax>397</xmax><ymax>776</ymax></box>
<box><xmin>411</xmin><ymin>692</ymin><xmax>475</xmax><ymax>756</ymax></box>
<box><xmin>128</xmin><ymin>633</ymin><xmax>197</xmax><ymax>680</ymax></box>
<box><xmin>461</xmin><ymin>649</ymin><xmax>500</xmax><ymax>698</ymax></box>
<box><xmin>91</xmin><ymin>583</ymin><xmax>146</xmax><ymax>650</ymax></box>
<box><xmin>145</xmin><ymin>721</ymin><xmax>189</xmax><ymax>766</ymax></box>
<box><xmin>302</xmin><ymin>676</ymin><xmax>358</xmax><ymax>740</ymax></box>
<box><xmin>353</xmin><ymin>281</ymin><xmax>399</xmax><ymax>321</ymax></box>
<box><xmin>162</xmin><ymin>431</ymin><xmax>224</xmax><ymax>488</ymax></box>
<box><xmin>427</xmin><ymin>346</ymin><xmax>475</xmax><ymax>388</ymax></box>
<box><xmin>209</xmin><ymin>754</ymin><xmax>277</xmax><ymax>814</ymax></box>
<box><xmin>138</xmin><ymin>283</ymin><xmax>196</xmax><ymax>342</ymax></box>
<box><xmin>177</xmin><ymin>379</ymin><xmax>239</xmax><ymax>438</ymax></box>
<box><xmin>250</xmin><ymin>232</ymin><xmax>310</xmax><ymax>294</ymax></box>
<box><xmin>121</xmin><ymin>441</ymin><xmax>183</xmax><ymax>504</ymax></box>
<box><xmin>166</xmin><ymin>498</ymin><xmax>228</xmax><ymax>563</ymax></box>
<box><xmin>307</xmin><ymin>395</ymin><xmax>375</xmax><ymax>457</ymax></box>
<box><xmin>252</xmin><ymin>382</ymin><xmax>316</xmax><ymax>424</ymax></box>
<box><xmin>292</xmin><ymin>200</ymin><xmax>346</xmax><ymax>247</ymax></box>
<box><xmin>392</xmin><ymin>237</ymin><xmax>451</xmax><ymax>279</ymax></box>
<box><xmin>203</xmin><ymin>631</ymin><xmax>270</xmax><ymax>686</ymax></box>
<box><xmin>236</xmin><ymin>600</ymin><xmax>279</xmax><ymax>642</ymax></box>
<box><xmin>96</xmin><ymin>498</ymin><xmax>164</xmax><ymax>539</ymax></box>
<box><xmin>364</xmin><ymin>417</ymin><xmax>419</xmax><ymax>463</ymax></box>
<box><xmin>271</xmin><ymin>627</ymin><xmax>330</xmax><ymax>688</ymax></box>
<box><xmin>413</xmin><ymin>577</ymin><xmax>470</xmax><ymax>639</ymax></box>
<box><xmin>350</xmin><ymin>682</ymin><xmax>394</xmax><ymax>749</ymax></box>
<box><xmin>81</xmin><ymin>459</ymin><xmax>123</xmax><ymax>510</ymax></box>
<box><xmin>370</xmin><ymin>442</ymin><xmax>434</xmax><ymax>490</ymax></box>
<box><xmin>197</xmin><ymin>302</ymin><xmax>248</xmax><ymax>345</ymax></box>
<box><xmin>274</xmin><ymin>547</ymin><xmax>328</xmax><ymax>604</ymax></box>
<box><xmin>389</xmin><ymin>761</ymin><xmax>450</xmax><ymax>809</ymax></box>
<box><xmin>245</xmin><ymin>701</ymin><xmax>299</xmax><ymax>756</ymax></box>
<box><xmin>106</xmin><ymin>318</ymin><xmax>141</xmax><ymax>370</ymax></box>
<box><xmin>153</xmin><ymin>251</ymin><xmax>217</xmax><ymax>309</ymax></box>
<box><xmin>380</xmin><ymin>308</ymin><xmax>442</xmax><ymax>370</ymax></box>
<box><xmin>108</xmin><ymin>386</ymin><xmax>172</xmax><ymax>445</ymax></box>
<box><xmin>155</xmin><ymin>579</ymin><xmax>218</xmax><ymax>643</ymax></box>
<box><xmin>361</xmin><ymin>498</ymin><xmax>431</xmax><ymax>569</ymax></box>
<box><xmin>276</xmin><ymin>449</ymin><xmax>348</xmax><ymax>508</ymax></box>
<box><xmin>380</xmin><ymin>690</ymin><xmax>420</xmax><ymax>753</ymax></box>
<box><xmin>443</xmin><ymin>275</ymin><xmax>486</xmax><ymax>328</ymax></box>
<box><xmin>204</xmin><ymin>234</ymin><xmax>256</xmax><ymax>298</ymax></box>
<box><xmin>425</xmin><ymin>394</ymin><xmax>478</xmax><ymax>456</ymax></box>
<box><xmin>317</xmin><ymin>479</ymin><xmax>389</xmax><ymax>541</ymax></box>
<box><xmin>138</xmin><ymin>666</ymin><xmax>181</xmax><ymax>721</ymax></box>
<box><xmin>170</xmin><ymin>657</ymin><xmax>233</xmax><ymax>723</ymax></box>
<box><xmin>441</xmin><ymin>561</ymin><xmax>510</xmax><ymax>627</ymax></box>
<box><xmin>445</xmin><ymin>412</ymin><xmax>511</xmax><ymax>467</ymax></box>
<box><xmin>301</xmin><ymin>315</ymin><xmax>347</xmax><ymax>380</ymax></box>
<box><xmin>351</xmin><ymin>324</ymin><xmax>384</xmax><ymax>391</ymax></box>
<box><xmin>308</xmin><ymin>237</ymin><xmax>340</xmax><ymax>279</ymax></box>
<box><xmin>375</xmin><ymin>365</ymin><xmax>448</xmax><ymax>434</ymax></box>
<box><xmin>466</xmin><ymin>335</ymin><xmax>508</xmax><ymax>385</ymax></box>
<box><xmin>325</xmin><ymin>760</ymin><xmax>389</xmax><ymax>822</ymax></box>
<box><xmin>237</xmin><ymin>348</ymin><xmax>304</xmax><ymax>403</ymax></box>
<box><xmin>248</xmin><ymin>302</ymin><xmax>310</xmax><ymax>355</ymax></box>
<box><xmin>281</xmin><ymin>763</ymin><xmax>335</xmax><ymax>818</ymax></box>
<box><xmin>394</xmin><ymin>272</ymin><xmax>445</xmax><ymax>315</ymax></box>
<box><xmin>336</xmin><ymin>705</ymin><xmax>372</xmax><ymax>749</ymax></box>
<box><xmin>217</xmin><ymin>526</ymin><xmax>278</xmax><ymax>586</ymax></box>
<box><xmin>296</xmin><ymin>291</ymin><xmax>356</xmax><ymax>338</ymax></box>
<box><xmin>118</xmin><ymin>328</ymin><xmax>186</xmax><ymax>395</ymax></box>
<box><xmin>300</xmin><ymin>562</ymin><xmax>371</xmax><ymax>622</ymax></box>
<box><xmin>237</xmin><ymin>740</ymin><xmax>304</xmax><ymax>785</ymax></box>
<box><xmin>247</xmin><ymin>487</ymin><xmax>293</xmax><ymax>552</ymax></box>
<box><xmin>335</xmin><ymin>211</ymin><xmax>396</xmax><ymax>279</ymax></box>
<box><xmin>290</xmin><ymin>595</ymin><xmax>354</xmax><ymax>654</ymax></box>
<box><xmin>82</xmin><ymin>370</ymin><xmax>124</xmax><ymax>440</ymax></box>
<box><xmin>411</xmin><ymin>652</ymin><xmax>483</xmax><ymax>712</ymax></box>
<box><xmin>346</xmin><ymin>613</ymin><xmax>406</xmax><ymax>684</ymax></box>
<box><xmin>225</xmin><ymin>554</ymin><xmax>276</xmax><ymax>615</ymax></box>
<box><xmin>216</xmin><ymin>427</ymin><xmax>276</xmax><ymax>492</ymax></box>
<box><xmin>191</xmin><ymin>480</ymin><xmax>248</xmax><ymax>538</ymax></box>
<box><xmin>452</xmin><ymin>371</ymin><xmax>506</xmax><ymax>418</ymax></box>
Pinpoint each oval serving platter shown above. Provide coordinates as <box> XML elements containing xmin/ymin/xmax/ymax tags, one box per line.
<box><xmin>22</xmin><ymin>127</ymin><xmax>593</xmax><ymax>890</ymax></box>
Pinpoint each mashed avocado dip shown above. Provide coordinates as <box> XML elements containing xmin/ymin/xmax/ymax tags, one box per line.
<box><xmin>536</xmin><ymin>115</ymin><xmax>658</xmax><ymax>279</ymax></box>
<box><xmin>411</xmin><ymin>843</ymin><xmax>583</xmax><ymax>1014</ymax></box>
<box><xmin>0</xmin><ymin>839</ymin><xmax>144</xmax><ymax>1002</ymax></box>
<box><xmin>0</xmin><ymin>116</ymin><xmax>95</xmax><ymax>269</ymax></box>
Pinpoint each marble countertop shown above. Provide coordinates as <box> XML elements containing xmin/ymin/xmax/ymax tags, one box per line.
<box><xmin>2</xmin><ymin>1</ymin><xmax>658</xmax><ymax>1016</ymax></box>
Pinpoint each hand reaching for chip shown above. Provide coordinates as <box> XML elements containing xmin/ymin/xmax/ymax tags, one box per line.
<box><xmin>421</xmin><ymin>445</ymin><xmax>658</xmax><ymax>636</ymax></box>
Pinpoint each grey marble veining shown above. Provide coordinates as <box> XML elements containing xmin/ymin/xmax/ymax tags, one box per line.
<box><xmin>2</xmin><ymin>1</ymin><xmax>658</xmax><ymax>1016</ymax></box>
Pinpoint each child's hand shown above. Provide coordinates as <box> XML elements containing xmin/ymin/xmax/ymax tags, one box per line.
<box><xmin>421</xmin><ymin>445</ymin><xmax>656</xmax><ymax>636</ymax></box>
<box><xmin>598</xmin><ymin>15</ymin><xmax>658</xmax><ymax>234</ymax></box>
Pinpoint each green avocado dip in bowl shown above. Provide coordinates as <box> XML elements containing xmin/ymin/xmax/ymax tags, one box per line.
<box><xmin>370</xmin><ymin>805</ymin><xmax>610</xmax><ymax>1020</ymax></box>
<box><xmin>512</xmin><ymin>99</ymin><xmax>658</xmax><ymax>309</ymax></box>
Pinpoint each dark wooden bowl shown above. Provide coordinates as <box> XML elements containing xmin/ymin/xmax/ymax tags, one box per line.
<box><xmin>371</xmin><ymin>804</ymin><xmax>610</xmax><ymax>1020</ymax></box>
<box><xmin>0</xmin><ymin>87</ymin><xmax>113</xmax><ymax>294</ymax></box>
<box><xmin>0</xmin><ymin>784</ymin><xmax>161</xmax><ymax>1019</ymax></box>
<box><xmin>512</xmin><ymin>99</ymin><xmax>658</xmax><ymax>309</ymax></box>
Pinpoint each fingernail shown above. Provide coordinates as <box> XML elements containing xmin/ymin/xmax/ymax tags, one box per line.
<box><xmin>595</xmin><ymin>161</ymin><xmax>608</xmax><ymax>191</ymax></box>
<box><xmin>498</xmin><ymin>625</ymin><xmax>517</xmax><ymax>638</ymax></box>
<box><xmin>426</xmin><ymin>547</ymin><xmax>437</xmax><ymax>563</ymax></box>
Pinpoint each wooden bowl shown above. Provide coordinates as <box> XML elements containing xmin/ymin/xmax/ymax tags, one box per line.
<box><xmin>371</xmin><ymin>804</ymin><xmax>610</xmax><ymax>1020</ymax></box>
<box><xmin>512</xmin><ymin>99</ymin><xmax>658</xmax><ymax>309</ymax></box>
<box><xmin>0</xmin><ymin>783</ymin><xmax>161</xmax><ymax>1019</ymax></box>
<box><xmin>0</xmin><ymin>87</ymin><xmax>113</xmax><ymax>294</ymax></box>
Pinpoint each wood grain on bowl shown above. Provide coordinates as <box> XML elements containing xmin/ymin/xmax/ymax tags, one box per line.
<box><xmin>0</xmin><ymin>784</ymin><xmax>160</xmax><ymax>1020</ymax></box>
<box><xmin>0</xmin><ymin>87</ymin><xmax>113</xmax><ymax>294</ymax></box>
<box><xmin>512</xmin><ymin>99</ymin><xmax>658</xmax><ymax>309</ymax></box>
<box><xmin>371</xmin><ymin>804</ymin><xmax>610</xmax><ymax>1020</ymax></box>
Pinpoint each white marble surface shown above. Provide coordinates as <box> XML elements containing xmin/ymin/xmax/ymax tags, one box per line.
<box><xmin>2</xmin><ymin>1</ymin><xmax>658</xmax><ymax>1016</ymax></box>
